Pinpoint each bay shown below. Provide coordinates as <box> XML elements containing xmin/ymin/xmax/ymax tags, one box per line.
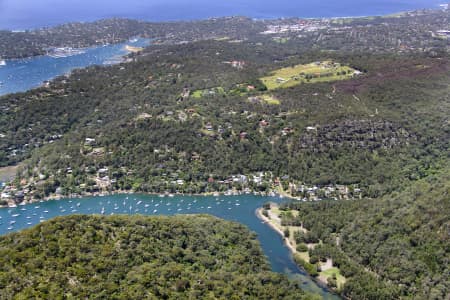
<box><xmin>0</xmin><ymin>0</ymin><xmax>444</xmax><ymax>30</ymax></box>
<box><xmin>0</xmin><ymin>194</ymin><xmax>340</xmax><ymax>299</ymax></box>
<box><xmin>0</xmin><ymin>38</ymin><xmax>150</xmax><ymax>96</ymax></box>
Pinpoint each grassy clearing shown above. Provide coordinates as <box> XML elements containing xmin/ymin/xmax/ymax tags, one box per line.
<box><xmin>248</xmin><ymin>94</ymin><xmax>281</xmax><ymax>105</ymax></box>
<box><xmin>191</xmin><ymin>90</ymin><xmax>203</xmax><ymax>98</ymax></box>
<box><xmin>261</xmin><ymin>95</ymin><xmax>281</xmax><ymax>105</ymax></box>
<box><xmin>260</xmin><ymin>61</ymin><xmax>357</xmax><ymax>90</ymax></box>
<box><xmin>320</xmin><ymin>267</ymin><xmax>346</xmax><ymax>289</ymax></box>
<box><xmin>191</xmin><ymin>87</ymin><xmax>226</xmax><ymax>99</ymax></box>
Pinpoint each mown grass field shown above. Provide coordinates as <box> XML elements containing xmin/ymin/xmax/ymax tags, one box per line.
<box><xmin>260</xmin><ymin>61</ymin><xmax>357</xmax><ymax>90</ymax></box>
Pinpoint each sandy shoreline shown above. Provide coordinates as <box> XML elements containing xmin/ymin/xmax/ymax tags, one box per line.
<box><xmin>256</xmin><ymin>205</ymin><xmax>336</xmax><ymax>291</ymax></box>
<box><xmin>255</xmin><ymin>207</ymin><xmax>297</xmax><ymax>254</ymax></box>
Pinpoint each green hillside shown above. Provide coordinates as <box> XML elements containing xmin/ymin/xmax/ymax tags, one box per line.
<box><xmin>279</xmin><ymin>168</ymin><xmax>450</xmax><ymax>299</ymax></box>
<box><xmin>0</xmin><ymin>214</ymin><xmax>313</xmax><ymax>299</ymax></box>
<box><xmin>1</xmin><ymin>40</ymin><xmax>448</xmax><ymax>202</ymax></box>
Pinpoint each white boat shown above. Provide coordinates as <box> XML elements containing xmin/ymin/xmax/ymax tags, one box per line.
<box><xmin>0</xmin><ymin>60</ymin><xmax>6</xmax><ymax>66</ymax></box>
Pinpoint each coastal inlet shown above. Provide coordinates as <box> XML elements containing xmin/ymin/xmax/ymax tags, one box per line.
<box><xmin>0</xmin><ymin>38</ymin><xmax>150</xmax><ymax>96</ymax></box>
<box><xmin>0</xmin><ymin>193</ymin><xmax>340</xmax><ymax>299</ymax></box>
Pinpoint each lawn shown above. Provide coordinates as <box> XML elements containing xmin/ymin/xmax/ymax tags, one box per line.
<box><xmin>191</xmin><ymin>87</ymin><xmax>226</xmax><ymax>99</ymax></box>
<box><xmin>320</xmin><ymin>267</ymin><xmax>346</xmax><ymax>289</ymax></box>
<box><xmin>191</xmin><ymin>90</ymin><xmax>203</xmax><ymax>98</ymax></box>
<box><xmin>261</xmin><ymin>95</ymin><xmax>281</xmax><ymax>105</ymax></box>
<box><xmin>260</xmin><ymin>61</ymin><xmax>358</xmax><ymax>90</ymax></box>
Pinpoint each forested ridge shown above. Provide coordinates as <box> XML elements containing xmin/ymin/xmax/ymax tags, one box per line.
<box><xmin>0</xmin><ymin>214</ymin><xmax>314</xmax><ymax>299</ymax></box>
<box><xmin>279</xmin><ymin>168</ymin><xmax>450</xmax><ymax>299</ymax></box>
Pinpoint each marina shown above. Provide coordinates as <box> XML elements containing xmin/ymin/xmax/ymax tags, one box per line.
<box><xmin>0</xmin><ymin>38</ymin><xmax>150</xmax><ymax>96</ymax></box>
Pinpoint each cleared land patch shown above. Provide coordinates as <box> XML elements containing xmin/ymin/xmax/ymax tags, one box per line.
<box><xmin>248</xmin><ymin>94</ymin><xmax>281</xmax><ymax>105</ymax></box>
<box><xmin>191</xmin><ymin>87</ymin><xmax>226</xmax><ymax>98</ymax></box>
<box><xmin>260</xmin><ymin>61</ymin><xmax>358</xmax><ymax>90</ymax></box>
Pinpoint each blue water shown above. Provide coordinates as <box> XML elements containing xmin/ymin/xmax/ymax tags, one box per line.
<box><xmin>0</xmin><ymin>38</ymin><xmax>150</xmax><ymax>96</ymax></box>
<box><xmin>0</xmin><ymin>0</ymin><xmax>444</xmax><ymax>30</ymax></box>
<box><xmin>0</xmin><ymin>194</ymin><xmax>340</xmax><ymax>299</ymax></box>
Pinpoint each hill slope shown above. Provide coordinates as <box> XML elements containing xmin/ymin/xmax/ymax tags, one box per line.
<box><xmin>0</xmin><ymin>214</ymin><xmax>313</xmax><ymax>299</ymax></box>
<box><xmin>1</xmin><ymin>39</ymin><xmax>449</xmax><ymax>203</ymax></box>
<box><xmin>280</xmin><ymin>168</ymin><xmax>450</xmax><ymax>299</ymax></box>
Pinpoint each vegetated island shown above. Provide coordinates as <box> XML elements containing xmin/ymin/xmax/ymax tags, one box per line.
<box><xmin>0</xmin><ymin>214</ymin><xmax>319</xmax><ymax>299</ymax></box>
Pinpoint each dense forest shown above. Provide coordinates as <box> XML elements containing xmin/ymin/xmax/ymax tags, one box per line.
<box><xmin>279</xmin><ymin>168</ymin><xmax>450</xmax><ymax>299</ymax></box>
<box><xmin>0</xmin><ymin>214</ymin><xmax>316</xmax><ymax>299</ymax></box>
<box><xmin>0</xmin><ymin>10</ymin><xmax>449</xmax><ymax>300</ymax></box>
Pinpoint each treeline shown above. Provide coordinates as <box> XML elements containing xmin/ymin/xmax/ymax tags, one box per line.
<box><xmin>0</xmin><ymin>214</ymin><xmax>316</xmax><ymax>299</ymax></box>
<box><xmin>280</xmin><ymin>169</ymin><xmax>450</xmax><ymax>299</ymax></box>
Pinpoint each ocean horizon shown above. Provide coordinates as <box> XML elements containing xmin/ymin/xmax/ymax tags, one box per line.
<box><xmin>0</xmin><ymin>0</ymin><xmax>445</xmax><ymax>30</ymax></box>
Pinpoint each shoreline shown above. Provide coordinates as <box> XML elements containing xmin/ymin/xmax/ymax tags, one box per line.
<box><xmin>1</xmin><ymin>189</ymin><xmax>277</xmax><ymax>208</ymax></box>
<box><xmin>2</xmin><ymin>4</ymin><xmax>445</xmax><ymax>59</ymax></box>
<box><xmin>255</xmin><ymin>205</ymin><xmax>338</xmax><ymax>294</ymax></box>
<box><xmin>3</xmin><ymin>3</ymin><xmax>444</xmax><ymax>32</ymax></box>
<box><xmin>255</xmin><ymin>206</ymin><xmax>297</xmax><ymax>254</ymax></box>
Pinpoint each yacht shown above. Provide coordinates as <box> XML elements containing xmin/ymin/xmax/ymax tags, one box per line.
<box><xmin>0</xmin><ymin>59</ymin><xmax>6</xmax><ymax>66</ymax></box>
